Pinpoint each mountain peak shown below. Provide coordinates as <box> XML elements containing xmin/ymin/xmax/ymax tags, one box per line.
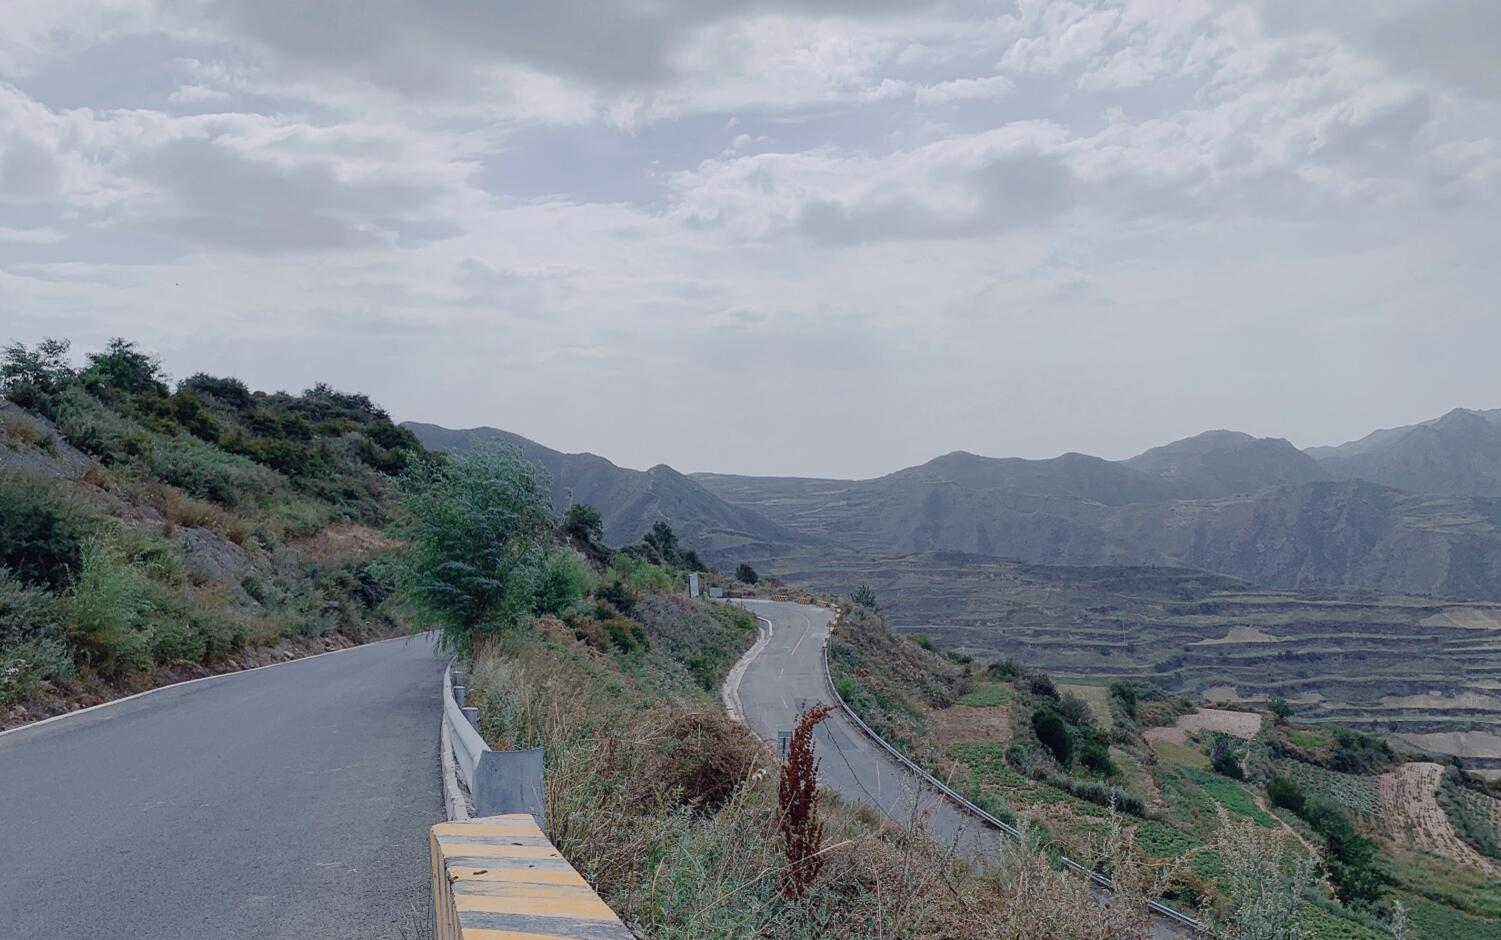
<box><xmin>1125</xmin><ymin>429</ymin><xmax>1326</xmax><ymax>498</ymax></box>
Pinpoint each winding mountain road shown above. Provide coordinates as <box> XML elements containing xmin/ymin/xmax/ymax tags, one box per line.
<box><xmin>729</xmin><ymin>599</ymin><xmax>1195</xmax><ymax>939</ymax></box>
<box><xmin>730</xmin><ymin>599</ymin><xmax>997</xmax><ymax>857</ymax></box>
<box><xmin>0</xmin><ymin>634</ymin><xmax>445</xmax><ymax>940</ymax></box>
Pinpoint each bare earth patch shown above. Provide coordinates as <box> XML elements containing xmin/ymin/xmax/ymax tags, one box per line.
<box><xmin>1398</xmin><ymin>730</ymin><xmax>1501</xmax><ymax>760</ymax></box>
<box><xmin>1144</xmin><ymin>708</ymin><xmax>1263</xmax><ymax>746</ymax></box>
<box><xmin>1381</xmin><ymin>690</ymin><xmax>1501</xmax><ymax>711</ymax></box>
<box><xmin>292</xmin><ymin>522</ymin><xmax>394</xmax><ymax>563</ymax></box>
<box><xmin>1377</xmin><ymin>762</ymin><xmax>1499</xmax><ymax>875</ymax></box>
<box><xmin>1199</xmin><ymin>684</ymin><xmax>1245</xmax><ymax>702</ymax></box>
<box><xmin>935</xmin><ymin>704</ymin><xmax>1014</xmax><ymax>748</ymax></box>
<box><xmin>1190</xmin><ymin>625</ymin><xmax>1286</xmax><ymax>645</ymax></box>
<box><xmin>1435</xmin><ymin>607</ymin><xmax>1501</xmax><ymax>630</ymax></box>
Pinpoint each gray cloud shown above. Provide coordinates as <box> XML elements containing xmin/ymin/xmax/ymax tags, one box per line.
<box><xmin>122</xmin><ymin>136</ymin><xmax>455</xmax><ymax>254</ymax></box>
<box><xmin>1</xmin><ymin>0</ymin><xmax>1498</xmax><ymax>477</ymax></box>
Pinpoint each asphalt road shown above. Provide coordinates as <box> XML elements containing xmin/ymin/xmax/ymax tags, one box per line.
<box><xmin>0</xmin><ymin>634</ymin><xmax>446</xmax><ymax>940</ymax></box>
<box><xmin>732</xmin><ymin>599</ymin><xmax>998</xmax><ymax>858</ymax></box>
<box><xmin>731</xmin><ymin>600</ymin><xmax>1194</xmax><ymax>939</ymax></box>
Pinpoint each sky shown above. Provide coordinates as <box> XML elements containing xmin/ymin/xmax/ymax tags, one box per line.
<box><xmin>1</xmin><ymin>1</ymin><xmax>1498</xmax><ymax>478</ymax></box>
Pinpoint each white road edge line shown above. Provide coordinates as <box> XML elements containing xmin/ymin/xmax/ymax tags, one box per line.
<box><xmin>0</xmin><ymin>633</ymin><xmax>431</xmax><ymax>740</ymax></box>
<box><xmin>720</xmin><ymin>610</ymin><xmax>773</xmax><ymax>725</ymax></box>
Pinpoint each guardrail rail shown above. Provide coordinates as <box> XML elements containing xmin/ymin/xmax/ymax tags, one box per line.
<box><xmin>818</xmin><ymin>619</ymin><xmax>1207</xmax><ymax>936</ymax></box>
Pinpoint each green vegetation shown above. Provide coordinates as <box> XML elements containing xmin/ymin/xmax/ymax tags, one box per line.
<box><xmin>1</xmin><ymin>336</ymin><xmax>425</xmax><ymax>720</ymax></box>
<box><xmin>388</xmin><ymin>448</ymin><xmax>554</xmax><ymax>647</ymax></box>
<box><xmin>956</xmin><ymin>682</ymin><xmax>1013</xmax><ymax>707</ymax></box>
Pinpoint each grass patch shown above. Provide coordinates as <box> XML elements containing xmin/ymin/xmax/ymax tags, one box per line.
<box><xmin>1185</xmin><ymin>769</ymin><xmax>1278</xmax><ymax>827</ymax></box>
<box><xmin>1150</xmin><ymin>736</ymin><xmax>1211</xmax><ymax>769</ymax></box>
<box><xmin>1298</xmin><ymin>903</ymin><xmax>1390</xmax><ymax>940</ymax></box>
<box><xmin>956</xmin><ymin>682</ymin><xmax>1013</xmax><ymax>707</ymax></box>
<box><xmin>1400</xmin><ymin>893</ymin><xmax>1501</xmax><ymax>940</ymax></box>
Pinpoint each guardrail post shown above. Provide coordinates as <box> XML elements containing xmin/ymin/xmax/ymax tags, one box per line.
<box><xmin>462</xmin><ymin>706</ymin><xmax>478</xmax><ymax>730</ymax></box>
<box><xmin>453</xmin><ymin>685</ymin><xmax>466</xmax><ymax>708</ymax></box>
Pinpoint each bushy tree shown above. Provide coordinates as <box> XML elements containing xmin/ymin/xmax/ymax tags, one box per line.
<box><xmin>851</xmin><ymin>584</ymin><xmax>878</xmax><ymax>610</ymax></box>
<box><xmin>389</xmin><ymin>448</ymin><xmax>553</xmax><ymax>648</ymax></box>
<box><xmin>1</xmin><ymin>337</ymin><xmax>74</xmax><ymax>408</ymax></box>
<box><xmin>643</xmin><ymin>521</ymin><xmax>680</xmax><ymax>563</ymax></box>
<box><xmin>1266</xmin><ymin>697</ymin><xmax>1293</xmax><ymax>724</ymax></box>
<box><xmin>562</xmin><ymin>503</ymin><xmax>603</xmax><ymax>544</ymax></box>
<box><xmin>80</xmin><ymin>338</ymin><xmax>165</xmax><ymax>396</ymax></box>
<box><xmin>735</xmin><ymin>562</ymin><xmax>759</xmax><ymax>584</ymax></box>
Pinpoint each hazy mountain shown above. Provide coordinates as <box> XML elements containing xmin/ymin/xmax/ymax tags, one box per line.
<box><xmin>1309</xmin><ymin>408</ymin><xmax>1501</xmax><ymax>497</ymax></box>
<box><xmin>410</xmin><ymin>413</ymin><xmax>1501</xmax><ymax>600</ymax></box>
<box><xmin>696</xmin><ymin>438</ymin><xmax>1501</xmax><ymax>600</ymax></box>
<box><xmin>402</xmin><ymin>423</ymin><xmax>806</xmax><ymax>557</ymax></box>
<box><xmin>1125</xmin><ymin>430</ymin><xmax>1329</xmax><ymax>498</ymax></box>
<box><xmin>694</xmin><ymin>451</ymin><xmax>1175</xmax><ymax>550</ymax></box>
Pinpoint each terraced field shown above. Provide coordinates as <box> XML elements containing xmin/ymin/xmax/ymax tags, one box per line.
<box><xmin>766</xmin><ymin>551</ymin><xmax>1501</xmax><ymax>769</ymax></box>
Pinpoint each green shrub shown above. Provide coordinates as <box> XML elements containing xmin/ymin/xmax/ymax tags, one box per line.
<box><xmin>1033</xmin><ymin>708</ymin><xmax>1073</xmax><ymax>765</ymax></box>
<box><xmin>532</xmin><ymin>550</ymin><xmax>597</xmax><ymax>618</ymax></box>
<box><xmin>607</xmin><ymin>552</ymin><xmax>672</xmax><ymax>594</ymax></box>
<box><xmin>1266</xmin><ymin>776</ymin><xmax>1306</xmax><ymax>814</ymax></box>
<box><xmin>987</xmin><ymin>658</ymin><xmax>1020</xmax><ymax>679</ymax></box>
<box><xmin>67</xmin><ymin>537</ymin><xmax>154</xmax><ymax>677</ymax></box>
<box><xmin>1059</xmin><ymin>691</ymin><xmax>1095</xmax><ymax>727</ymax></box>
<box><xmin>734</xmin><ymin>562</ymin><xmax>759</xmax><ymax>584</ymax></box>
<box><xmin>0</xmin><ymin>568</ymin><xmax>72</xmax><ymax>704</ymax></box>
<box><xmin>0</xmin><ymin>473</ymin><xmax>91</xmax><ymax>590</ymax></box>
<box><xmin>1329</xmin><ymin>727</ymin><xmax>1396</xmax><ymax>775</ymax></box>
<box><xmin>1078</xmin><ymin>739</ymin><xmax>1117</xmax><ymax>777</ymax></box>
<box><xmin>1108</xmin><ymin>680</ymin><xmax>1139</xmax><ymax>720</ymax></box>
<box><xmin>149</xmin><ymin>435</ymin><xmax>282</xmax><ymax>507</ymax></box>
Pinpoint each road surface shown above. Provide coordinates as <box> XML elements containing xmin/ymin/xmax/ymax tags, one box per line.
<box><xmin>731</xmin><ymin>599</ymin><xmax>1194</xmax><ymax>939</ymax></box>
<box><xmin>0</xmin><ymin>634</ymin><xmax>445</xmax><ymax>940</ymax></box>
<box><xmin>732</xmin><ymin>599</ymin><xmax>998</xmax><ymax>858</ymax></box>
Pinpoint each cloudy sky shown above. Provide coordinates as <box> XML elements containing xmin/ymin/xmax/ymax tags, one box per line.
<box><xmin>2</xmin><ymin>1</ymin><xmax>1497</xmax><ymax>477</ymax></box>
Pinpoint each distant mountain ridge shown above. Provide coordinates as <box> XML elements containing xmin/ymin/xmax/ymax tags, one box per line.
<box><xmin>1308</xmin><ymin>407</ymin><xmax>1501</xmax><ymax>497</ymax></box>
<box><xmin>402</xmin><ymin>422</ymin><xmax>808</xmax><ymax>558</ymax></box>
<box><xmin>406</xmin><ymin>405</ymin><xmax>1501</xmax><ymax>600</ymax></box>
<box><xmin>1125</xmin><ymin>429</ymin><xmax>1329</xmax><ymax>498</ymax></box>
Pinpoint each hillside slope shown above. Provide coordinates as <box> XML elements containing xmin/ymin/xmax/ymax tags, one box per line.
<box><xmin>1312</xmin><ymin>408</ymin><xmax>1501</xmax><ymax>497</ymax></box>
<box><xmin>403</xmin><ymin>422</ymin><xmax>808</xmax><ymax>559</ymax></box>
<box><xmin>1126</xmin><ymin>430</ymin><xmax>1330</xmax><ymax>498</ymax></box>
<box><xmin>1</xmin><ymin>338</ymin><xmax>421</xmax><ymax>726</ymax></box>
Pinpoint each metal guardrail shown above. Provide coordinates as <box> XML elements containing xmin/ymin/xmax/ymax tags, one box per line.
<box><xmin>819</xmin><ymin>628</ymin><xmax>1207</xmax><ymax>935</ymax></box>
<box><xmin>443</xmin><ymin>663</ymin><xmax>546</xmax><ymax>824</ymax></box>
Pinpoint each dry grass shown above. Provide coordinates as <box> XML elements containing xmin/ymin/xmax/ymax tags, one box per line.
<box><xmin>1145</xmin><ymin>708</ymin><xmax>1262</xmax><ymax>747</ymax></box>
<box><xmin>150</xmin><ymin>484</ymin><xmax>255</xmax><ymax>545</ymax></box>
<box><xmin>466</xmin><ymin>615</ymin><xmax>1195</xmax><ymax>940</ymax></box>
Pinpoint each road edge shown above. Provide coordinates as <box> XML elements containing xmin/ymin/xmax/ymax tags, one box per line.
<box><xmin>0</xmin><ymin>633</ymin><xmax>428</xmax><ymax>740</ymax></box>
<box><xmin>721</xmin><ymin>610</ymin><xmax>772</xmax><ymax>724</ymax></box>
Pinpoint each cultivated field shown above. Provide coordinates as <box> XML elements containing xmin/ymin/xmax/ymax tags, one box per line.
<box><xmin>768</xmin><ymin>550</ymin><xmax>1501</xmax><ymax>769</ymax></box>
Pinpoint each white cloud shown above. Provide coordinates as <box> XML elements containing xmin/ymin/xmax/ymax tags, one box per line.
<box><xmin>0</xmin><ymin>0</ymin><xmax>1498</xmax><ymax>476</ymax></box>
<box><xmin>167</xmin><ymin>84</ymin><xmax>230</xmax><ymax>104</ymax></box>
<box><xmin>913</xmin><ymin>75</ymin><xmax>1014</xmax><ymax>106</ymax></box>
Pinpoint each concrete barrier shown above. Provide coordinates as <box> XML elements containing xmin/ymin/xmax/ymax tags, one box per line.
<box><xmin>431</xmin><ymin>814</ymin><xmax>634</xmax><ymax>940</ymax></box>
